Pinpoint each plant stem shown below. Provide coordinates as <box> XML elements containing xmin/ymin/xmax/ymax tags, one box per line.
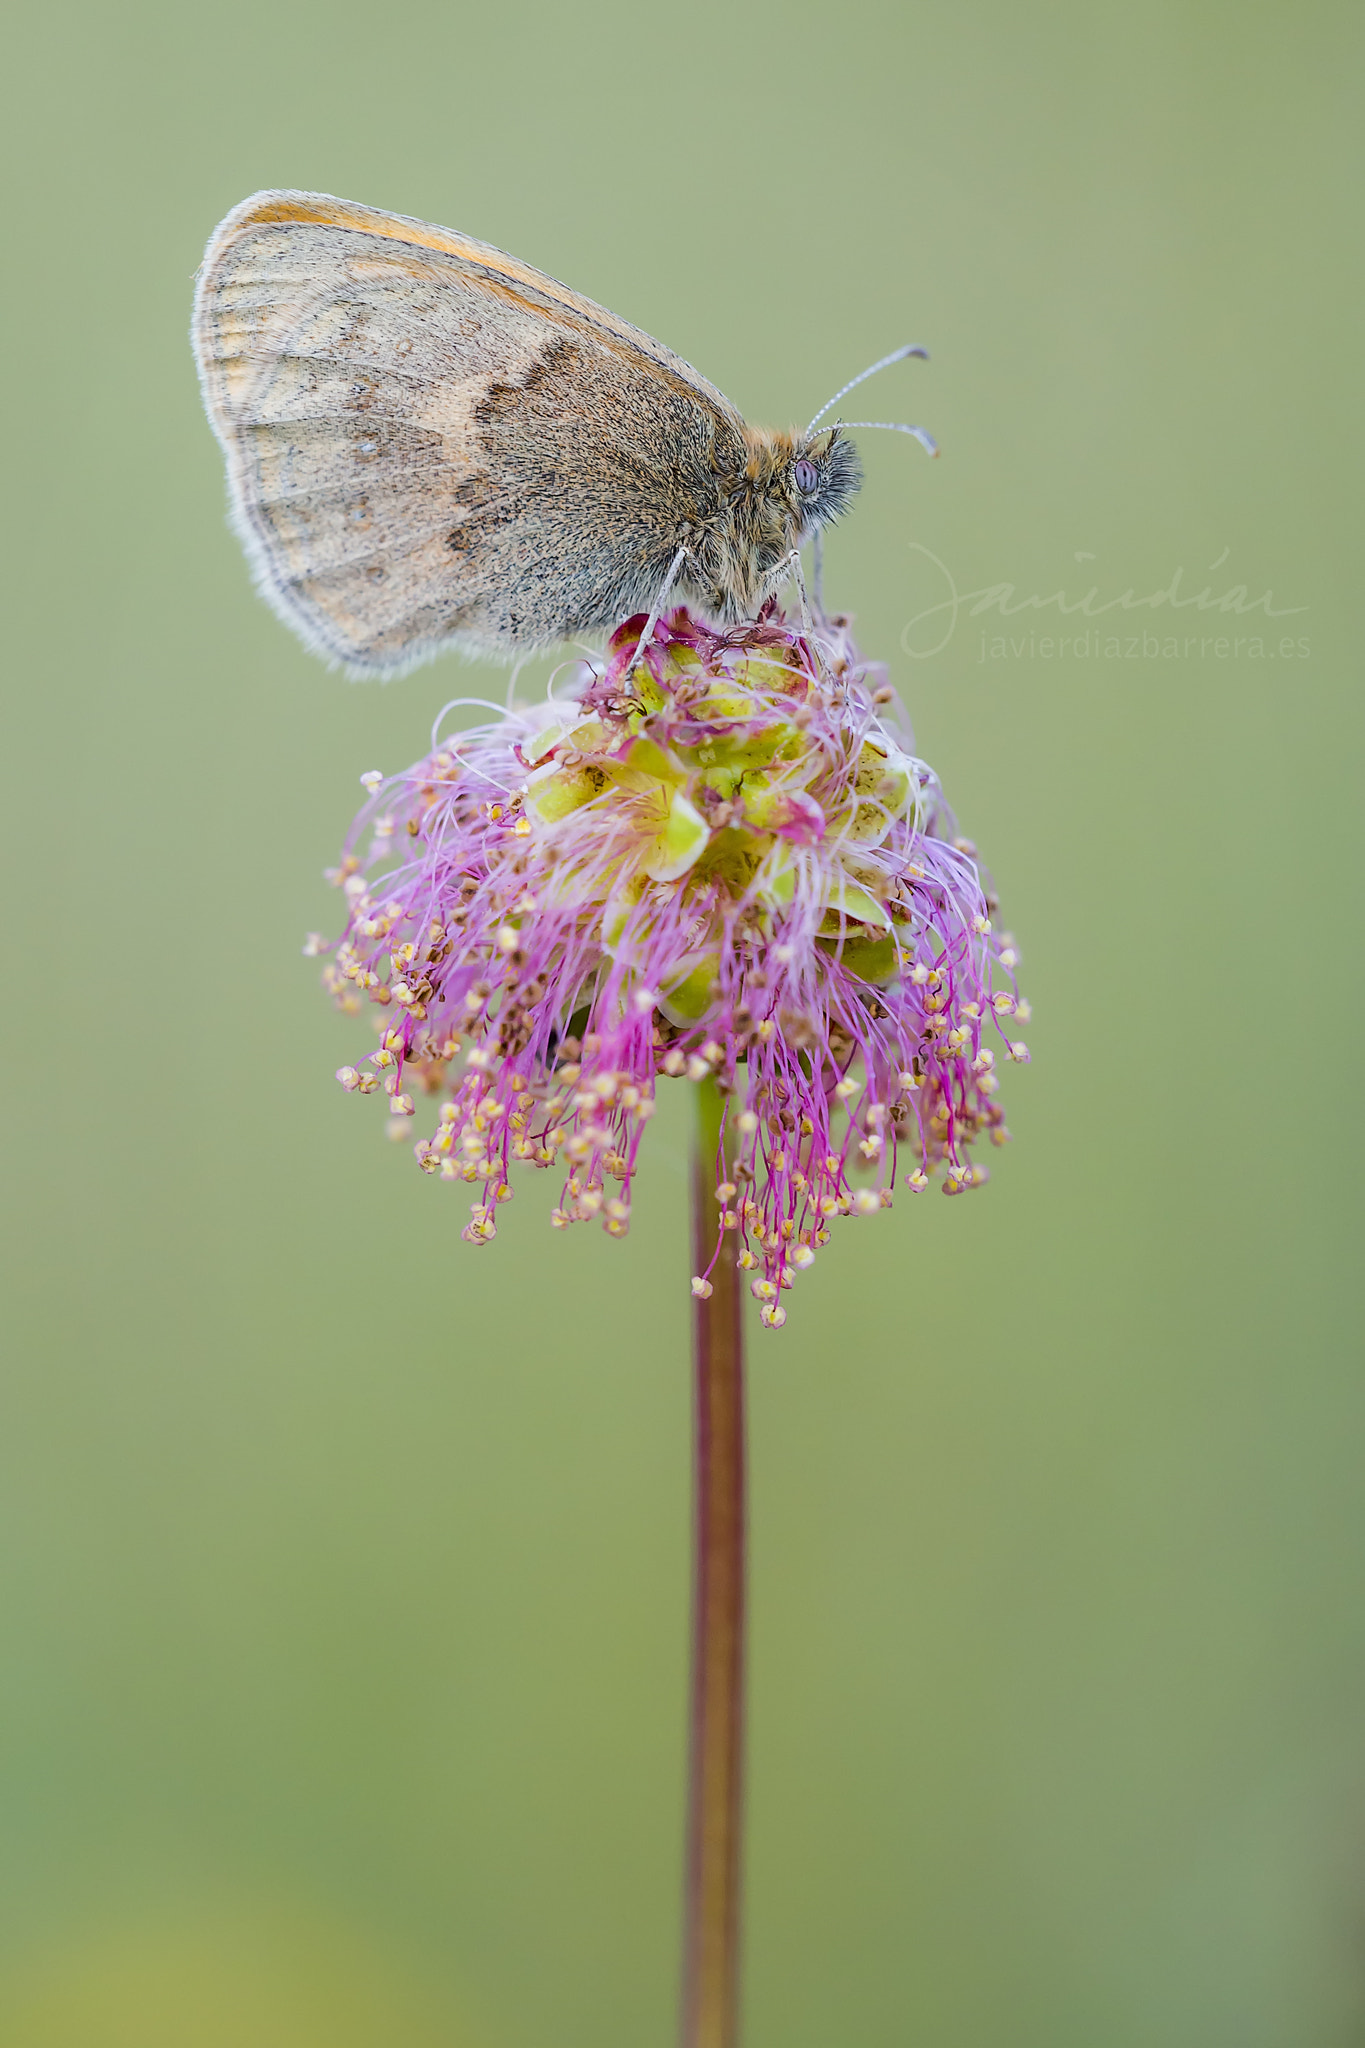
<box><xmin>681</xmin><ymin>1077</ymin><xmax>747</xmax><ymax>2048</ymax></box>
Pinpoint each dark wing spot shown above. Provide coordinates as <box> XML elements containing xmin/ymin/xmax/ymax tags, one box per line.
<box><xmin>474</xmin><ymin>337</ymin><xmax>583</xmax><ymax>428</ymax></box>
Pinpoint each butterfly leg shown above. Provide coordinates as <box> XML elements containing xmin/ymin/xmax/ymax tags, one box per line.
<box><xmin>760</xmin><ymin>549</ymin><xmax>834</xmax><ymax>685</ymax></box>
<box><xmin>756</xmin><ymin>550</ymin><xmax>811</xmax><ymax>634</ymax></box>
<box><xmin>786</xmin><ymin>551</ymin><xmax>815</xmax><ymax>639</ymax></box>
<box><xmin>629</xmin><ymin>545</ymin><xmax>691</xmax><ymax>676</ymax></box>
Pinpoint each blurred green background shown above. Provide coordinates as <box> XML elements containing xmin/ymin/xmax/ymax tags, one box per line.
<box><xmin>2</xmin><ymin>2</ymin><xmax>1361</xmax><ymax>2043</ymax></box>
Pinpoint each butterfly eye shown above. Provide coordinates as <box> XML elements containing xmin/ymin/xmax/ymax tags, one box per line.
<box><xmin>793</xmin><ymin>458</ymin><xmax>819</xmax><ymax>494</ymax></box>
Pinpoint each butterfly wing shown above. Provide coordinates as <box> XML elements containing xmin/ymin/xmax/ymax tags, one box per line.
<box><xmin>192</xmin><ymin>190</ymin><xmax>746</xmax><ymax>673</ymax></box>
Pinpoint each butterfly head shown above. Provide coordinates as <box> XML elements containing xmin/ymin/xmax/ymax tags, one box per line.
<box><xmin>788</xmin><ymin>427</ymin><xmax>864</xmax><ymax>536</ymax></box>
<box><xmin>694</xmin><ymin>426</ymin><xmax>863</xmax><ymax>621</ymax></box>
<box><xmin>733</xmin><ymin>425</ymin><xmax>863</xmax><ymax>543</ymax></box>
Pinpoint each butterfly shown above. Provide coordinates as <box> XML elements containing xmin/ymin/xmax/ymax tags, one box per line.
<box><xmin>193</xmin><ymin>190</ymin><xmax>934</xmax><ymax>677</ymax></box>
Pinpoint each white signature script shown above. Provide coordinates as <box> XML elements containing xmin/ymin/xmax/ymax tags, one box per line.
<box><xmin>901</xmin><ymin>546</ymin><xmax>1306</xmax><ymax>659</ymax></box>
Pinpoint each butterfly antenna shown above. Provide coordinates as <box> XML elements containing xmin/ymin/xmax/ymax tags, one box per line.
<box><xmin>806</xmin><ymin>343</ymin><xmax>929</xmax><ymax>435</ymax></box>
<box><xmin>841</xmin><ymin>419</ymin><xmax>939</xmax><ymax>458</ymax></box>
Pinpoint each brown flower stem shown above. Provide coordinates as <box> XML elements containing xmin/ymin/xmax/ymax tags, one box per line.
<box><xmin>681</xmin><ymin>1076</ymin><xmax>747</xmax><ymax>2048</ymax></box>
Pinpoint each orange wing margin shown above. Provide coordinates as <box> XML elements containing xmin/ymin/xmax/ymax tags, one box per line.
<box><xmin>198</xmin><ymin>188</ymin><xmax>739</xmax><ymax>422</ymax></box>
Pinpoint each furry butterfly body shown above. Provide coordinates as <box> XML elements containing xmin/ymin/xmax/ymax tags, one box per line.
<box><xmin>193</xmin><ymin>191</ymin><xmax>862</xmax><ymax>675</ymax></box>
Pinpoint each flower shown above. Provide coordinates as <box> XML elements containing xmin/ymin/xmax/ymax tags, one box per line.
<box><xmin>315</xmin><ymin>606</ymin><xmax>1028</xmax><ymax>1323</ymax></box>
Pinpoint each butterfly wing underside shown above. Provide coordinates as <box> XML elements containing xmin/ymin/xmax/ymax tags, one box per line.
<box><xmin>192</xmin><ymin>190</ymin><xmax>744</xmax><ymax>672</ymax></box>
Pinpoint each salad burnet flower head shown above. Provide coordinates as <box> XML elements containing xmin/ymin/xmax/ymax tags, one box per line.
<box><xmin>311</xmin><ymin>605</ymin><xmax>1029</xmax><ymax>1328</ymax></box>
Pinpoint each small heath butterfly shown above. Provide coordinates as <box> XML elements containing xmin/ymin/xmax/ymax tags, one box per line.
<box><xmin>193</xmin><ymin>190</ymin><xmax>933</xmax><ymax>674</ymax></box>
